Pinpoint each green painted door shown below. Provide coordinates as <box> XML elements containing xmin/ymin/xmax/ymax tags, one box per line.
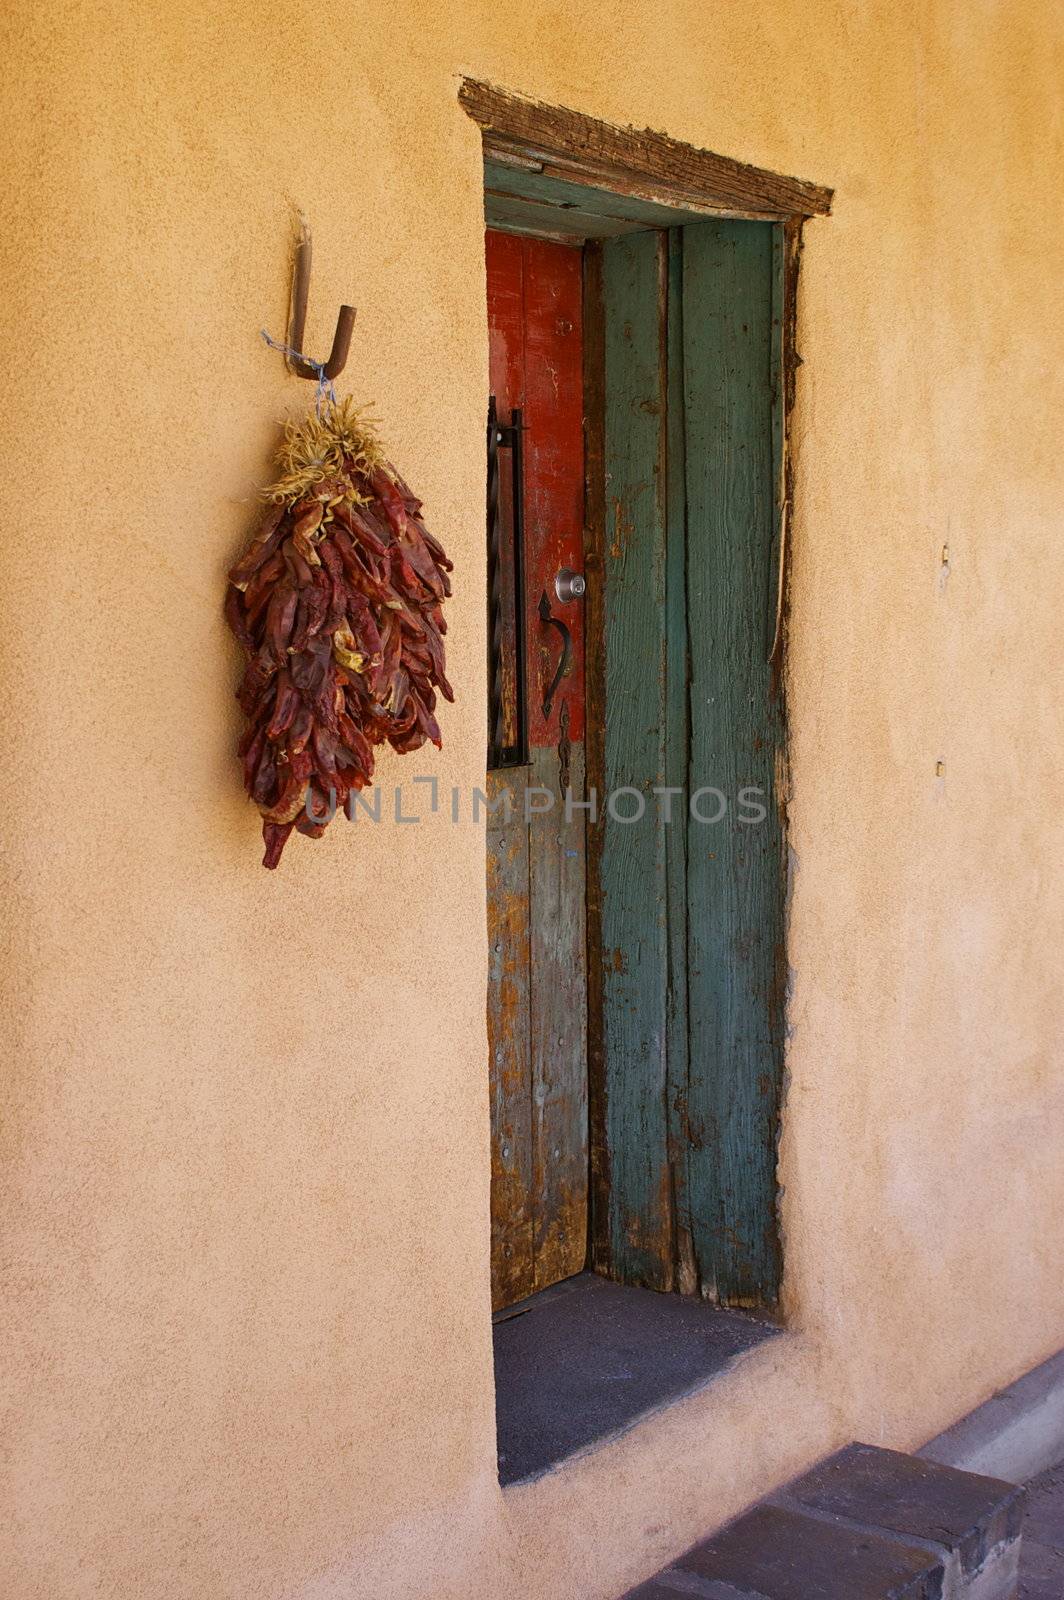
<box><xmin>591</xmin><ymin>220</ymin><xmax>786</xmax><ymax>1311</ymax></box>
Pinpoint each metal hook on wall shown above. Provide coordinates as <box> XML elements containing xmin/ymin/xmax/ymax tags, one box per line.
<box><xmin>285</xmin><ymin>222</ymin><xmax>356</xmax><ymax>382</ymax></box>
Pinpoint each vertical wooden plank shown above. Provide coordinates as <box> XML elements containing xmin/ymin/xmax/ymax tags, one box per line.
<box><xmin>583</xmin><ymin>241</ymin><xmax>611</xmax><ymax>1277</ymax></box>
<box><xmin>487</xmin><ymin>769</ymin><xmax>535</xmax><ymax>1309</ymax></box>
<box><xmin>529</xmin><ymin>741</ymin><xmax>588</xmax><ymax>1289</ymax></box>
<box><xmin>522</xmin><ymin>237</ymin><xmax>587</xmax><ymax>746</ymax></box>
<box><xmin>486</xmin><ymin>230</ymin><xmax>527</xmax><ymax>406</ymax></box>
<box><xmin>487</xmin><ymin>229</ymin><xmax>589</xmax><ymax>1307</ymax></box>
<box><xmin>598</xmin><ymin>228</ymin><xmax>672</xmax><ymax>1289</ymax></box>
<box><xmin>772</xmin><ymin>216</ymin><xmax>804</xmax><ymax>688</ymax></box>
<box><xmin>767</xmin><ymin>224</ymin><xmax>785</xmax><ymax>664</ymax></box>
<box><xmin>486</xmin><ymin>231</ymin><xmax>534</xmax><ymax>1309</ymax></box>
<box><xmin>522</xmin><ymin>236</ymin><xmax>589</xmax><ymax>1293</ymax></box>
<box><xmin>485</xmin><ymin>231</ymin><xmax>527</xmax><ymax>752</ymax></box>
<box><xmin>681</xmin><ymin>220</ymin><xmax>784</xmax><ymax>1308</ymax></box>
<box><xmin>664</xmin><ymin>228</ymin><xmax>695</xmax><ymax>1293</ymax></box>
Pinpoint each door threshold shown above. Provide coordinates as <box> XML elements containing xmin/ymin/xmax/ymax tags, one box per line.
<box><xmin>493</xmin><ymin>1271</ymin><xmax>780</xmax><ymax>1486</ymax></box>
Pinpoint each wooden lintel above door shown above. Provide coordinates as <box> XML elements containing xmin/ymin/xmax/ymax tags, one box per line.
<box><xmin>461</xmin><ymin>77</ymin><xmax>833</xmax><ymax>223</ymax></box>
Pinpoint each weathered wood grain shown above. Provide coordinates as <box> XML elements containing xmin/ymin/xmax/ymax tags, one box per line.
<box><xmin>462</xmin><ymin>79</ymin><xmax>833</xmax><ymax>220</ymax></box>
<box><xmin>483</xmin><ymin>160</ymin><xmax>735</xmax><ymax>240</ymax></box>
<box><xmin>488</xmin><ymin>213</ymin><xmax>789</xmax><ymax>1313</ymax></box>
<box><xmin>582</xmin><ymin>241</ymin><xmax>611</xmax><ymax>1278</ymax></box>
<box><xmin>486</xmin><ymin>230</ymin><xmax>590</xmax><ymax>1308</ymax></box>
<box><xmin>773</xmin><ymin>216</ymin><xmax>804</xmax><ymax>685</ymax></box>
<box><xmin>487</xmin><ymin>767</ymin><xmax>535</xmax><ymax>1309</ymax></box>
<box><xmin>597</xmin><ymin>229</ymin><xmax>673</xmax><ymax>1289</ymax></box>
<box><xmin>522</xmin><ymin>236</ymin><xmax>586</xmax><ymax>745</ymax></box>
<box><xmin>485</xmin><ymin>230</ymin><xmax>526</xmax><ymax>753</ymax></box>
<box><xmin>529</xmin><ymin>741</ymin><xmax>588</xmax><ymax>1290</ymax></box>
<box><xmin>681</xmin><ymin>220</ymin><xmax>785</xmax><ymax>1308</ymax></box>
<box><xmin>484</xmin><ymin>188</ymin><xmax>635</xmax><ymax>243</ymax></box>
<box><xmin>589</xmin><ymin>221</ymin><xmax>787</xmax><ymax>1311</ymax></box>
<box><xmin>664</xmin><ymin>228</ymin><xmax>695</xmax><ymax>1294</ymax></box>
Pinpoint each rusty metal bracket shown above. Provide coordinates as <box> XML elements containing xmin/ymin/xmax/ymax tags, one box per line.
<box><xmin>285</xmin><ymin>223</ymin><xmax>356</xmax><ymax>382</ymax></box>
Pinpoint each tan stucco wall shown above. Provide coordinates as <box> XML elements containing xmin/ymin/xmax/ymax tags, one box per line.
<box><xmin>2</xmin><ymin>2</ymin><xmax>1062</xmax><ymax>1596</ymax></box>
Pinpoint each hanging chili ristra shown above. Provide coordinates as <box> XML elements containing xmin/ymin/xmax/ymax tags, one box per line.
<box><xmin>225</xmin><ymin>398</ymin><xmax>453</xmax><ymax>868</ymax></box>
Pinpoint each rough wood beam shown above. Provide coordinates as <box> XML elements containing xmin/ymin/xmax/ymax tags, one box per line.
<box><xmin>460</xmin><ymin>79</ymin><xmax>833</xmax><ymax>220</ymax></box>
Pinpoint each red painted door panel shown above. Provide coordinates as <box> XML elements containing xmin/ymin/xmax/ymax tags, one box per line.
<box><xmin>486</xmin><ymin>232</ymin><xmax>585</xmax><ymax>747</ymax></box>
<box><xmin>485</xmin><ymin>230</ymin><xmax>588</xmax><ymax>1310</ymax></box>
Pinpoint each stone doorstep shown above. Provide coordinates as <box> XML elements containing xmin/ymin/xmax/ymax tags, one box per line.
<box><xmin>623</xmin><ymin>1443</ymin><xmax>1025</xmax><ymax>1600</ymax></box>
<box><xmin>920</xmin><ymin>1347</ymin><xmax>1064</xmax><ymax>1486</ymax></box>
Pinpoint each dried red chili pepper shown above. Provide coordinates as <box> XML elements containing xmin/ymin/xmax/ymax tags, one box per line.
<box><xmin>225</xmin><ymin>397</ymin><xmax>454</xmax><ymax>868</ymax></box>
<box><xmin>227</xmin><ymin>504</ymin><xmax>285</xmax><ymax>590</ymax></box>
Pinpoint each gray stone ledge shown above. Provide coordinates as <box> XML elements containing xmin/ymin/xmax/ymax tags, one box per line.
<box><xmin>920</xmin><ymin>1346</ymin><xmax>1064</xmax><ymax>1485</ymax></box>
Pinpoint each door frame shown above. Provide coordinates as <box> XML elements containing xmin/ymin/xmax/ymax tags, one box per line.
<box><xmin>466</xmin><ymin>79</ymin><xmax>831</xmax><ymax>1315</ymax></box>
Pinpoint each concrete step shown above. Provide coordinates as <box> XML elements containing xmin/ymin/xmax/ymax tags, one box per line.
<box><xmin>624</xmin><ymin>1443</ymin><xmax>1025</xmax><ymax>1600</ymax></box>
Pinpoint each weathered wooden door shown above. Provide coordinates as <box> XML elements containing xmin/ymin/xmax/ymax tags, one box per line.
<box><xmin>483</xmin><ymin>214</ymin><xmax>787</xmax><ymax>1317</ymax></box>
<box><xmin>485</xmin><ymin>229</ymin><xmax>588</xmax><ymax>1311</ymax></box>
<box><xmin>589</xmin><ymin>222</ymin><xmax>786</xmax><ymax>1309</ymax></box>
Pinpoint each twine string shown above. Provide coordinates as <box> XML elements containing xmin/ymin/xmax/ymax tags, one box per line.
<box><xmin>260</xmin><ymin>328</ymin><xmax>337</xmax><ymax>416</ymax></box>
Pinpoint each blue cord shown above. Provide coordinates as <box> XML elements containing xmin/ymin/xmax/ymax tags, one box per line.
<box><xmin>260</xmin><ymin>328</ymin><xmax>337</xmax><ymax>416</ymax></box>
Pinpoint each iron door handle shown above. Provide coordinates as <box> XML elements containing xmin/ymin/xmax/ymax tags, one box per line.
<box><xmin>538</xmin><ymin>591</ymin><xmax>572</xmax><ymax>721</ymax></box>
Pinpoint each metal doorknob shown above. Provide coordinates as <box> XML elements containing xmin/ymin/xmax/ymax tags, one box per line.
<box><xmin>555</xmin><ymin>568</ymin><xmax>586</xmax><ymax>604</ymax></box>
